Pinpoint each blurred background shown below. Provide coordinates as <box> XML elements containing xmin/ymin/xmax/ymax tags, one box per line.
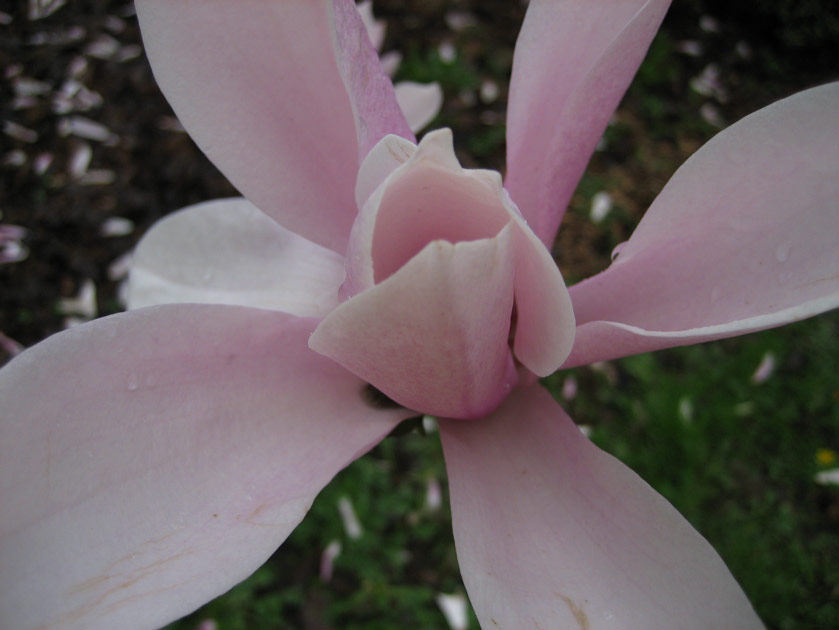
<box><xmin>1</xmin><ymin>1</ymin><xmax>838</xmax><ymax>628</ymax></box>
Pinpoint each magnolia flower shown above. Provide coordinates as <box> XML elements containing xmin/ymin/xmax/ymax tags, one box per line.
<box><xmin>1</xmin><ymin>1</ymin><xmax>837</xmax><ymax>629</ymax></box>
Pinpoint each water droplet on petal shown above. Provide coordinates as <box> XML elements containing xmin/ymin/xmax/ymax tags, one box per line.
<box><xmin>127</xmin><ymin>372</ymin><xmax>139</xmax><ymax>391</ymax></box>
<box><xmin>610</xmin><ymin>241</ymin><xmax>628</xmax><ymax>262</ymax></box>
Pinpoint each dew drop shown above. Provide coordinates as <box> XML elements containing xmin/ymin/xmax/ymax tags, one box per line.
<box><xmin>127</xmin><ymin>372</ymin><xmax>139</xmax><ymax>392</ymax></box>
<box><xmin>775</xmin><ymin>243</ymin><xmax>790</xmax><ymax>263</ymax></box>
<box><xmin>610</xmin><ymin>241</ymin><xmax>628</xmax><ymax>262</ymax></box>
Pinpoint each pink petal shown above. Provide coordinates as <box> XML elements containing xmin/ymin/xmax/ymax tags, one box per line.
<box><xmin>311</xmin><ymin>228</ymin><xmax>518</xmax><ymax>419</ymax></box>
<box><xmin>330</xmin><ymin>0</ymin><xmax>414</xmax><ymax>158</ymax></box>
<box><xmin>505</xmin><ymin>0</ymin><xmax>670</xmax><ymax>246</ymax></box>
<box><xmin>393</xmin><ymin>81</ymin><xmax>444</xmax><ymax>133</ymax></box>
<box><xmin>353</xmin><ymin>133</ymin><xmax>417</xmax><ymax>213</ymax></box>
<box><xmin>345</xmin><ymin>130</ymin><xmax>508</xmax><ymax>297</ymax></box>
<box><xmin>345</xmin><ymin>129</ymin><xmax>575</xmax><ymax>377</ymax></box>
<box><xmin>127</xmin><ymin>198</ymin><xmax>345</xmax><ymax>318</ymax></box>
<box><xmin>565</xmin><ymin>82</ymin><xmax>839</xmax><ymax>367</ymax></box>
<box><xmin>509</xmin><ymin>218</ymin><xmax>576</xmax><ymax>376</ymax></box>
<box><xmin>0</xmin><ymin>305</ymin><xmax>407</xmax><ymax>629</ymax></box>
<box><xmin>440</xmin><ymin>385</ymin><xmax>764</xmax><ymax>629</ymax></box>
<box><xmin>135</xmin><ymin>0</ymin><xmax>405</xmax><ymax>254</ymax></box>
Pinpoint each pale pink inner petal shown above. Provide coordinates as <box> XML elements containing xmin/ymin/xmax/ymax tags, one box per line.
<box><xmin>330</xmin><ymin>0</ymin><xmax>414</xmax><ymax>159</ymax></box>
<box><xmin>311</xmin><ymin>228</ymin><xmax>518</xmax><ymax>419</ymax></box>
<box><xmin>135</xmin><ymin>0</ymin><xmax>358</xmax><ymax>253</ymax></box>
<box><xmin>354</xmin><ymin>133</ymin><xmax>417</xmax><ymax>211</ymax></box>
<box><xmin>345</xmin><ymin>129</ymin><xmax>576</xmax><ymax>376</ymax></box>
<box><xmin>505</xmin><ymin>0</ymin><xmax>670</xmax><ymax>246</ymax></box>
<box><xmin>127</xmin><ymin>198</ymin><xmax>345</xmax><ymax>318</ymax></box>
<box><xmin>0</xmin><ymin>305</ymin><xmax>408</xmax><ymax>630</ymax></box>
<box><xmin>565</xmin><ymin>82</ymin><xmax>839</xmax><ymax>366</ymax></box>
<box><xmin>344</xmin><ymin>129</ymin><xmax>509</xmax><ymax>296</ymax></box>
<box><xmin>510</xmin><ymin>223</ymin><xmax>576</xmax><ymax>375</ymax></box>
<box><xmin>440</xmin><ymin>384</ymin><xmax>764</xmax><ymax>630</ymax></box>
<box><xmin>371</xmin><ymin>162</ymin><xmax>509</xmax><ymax>283</ymax></box>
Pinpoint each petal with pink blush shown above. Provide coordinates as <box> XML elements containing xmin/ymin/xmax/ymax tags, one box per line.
<box><xmin>311</xmin><ymin>227</ymin><xmax>518</xmax><ymax>419</ymax></box>
<box><xmin>330</xmin><ymin>0</ymin><xmax>414</xmax><ymax>159</ymax></box>
<box><xmin>127</xmin><ymin>198</ymin><xmax>345</xmax><ymax>318</ymax></box>
<box><xmin>0</xmin><ymin>305</ymin><xmax>407</xmax><ymax>630</ymax></box>
<box><xmin>565</xmin><ymin>83</ymin><xmax>839</xmax><ymax>367</ymax></box>
<box><xmin>345</xmin><ymin>130</ymin><xmax>509</xmax><ymax>296</ymax></box>
<box><xmin>345</xmin><ymin>129</ymin><xmax>575</xmax><ymax>375</ymax></box>
<box><xmin>354</xmin><ymin>133</ymin><xmax>417</xmax><ymax>212</ymax></box>
<box><xmin>135</xmin><ymin>0</ymin><xmax>386</xmax><ymax>253</ymax></box>
<box><xmin>440</xmin><ymin>385</ymin><xmax>764</xmax><ymax>630</ymax></box>
<box><xmin>510</xmin><ymin>222</ymin><xmax>576</xmax><ymax>376</ymax></box>
<box><xmin>505</xmin><ymin>0</ymin><xmax>670</xmax><ymax>246</ymax></box>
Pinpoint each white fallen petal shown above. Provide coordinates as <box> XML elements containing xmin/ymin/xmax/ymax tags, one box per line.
<box><xmin>79</xmin><ymin>169</ymin><xmax>116</xmax><ymax>185</ymax></box>
<box><xmin>104</xmin><ymin>15</ymin><xmax>126</xmax><ymax>33</ymax></box>
<box><xmin>445</xmin><ymin>11</ymin><xmax>478</xmax><ymax>31</ymax></box>
<box><xmin>379</xmin><ymin>50</ymin><xmax>402</xmax><ymax>77</ymax></box>
<box><xmin>589</xmin><ymin>191</ymin><xmax>613</xmax><ymax>223</ymax></box>
<box><xmin>85</xmin><ymin>34</ymin><xmax>121</xmax><ymax>59</ymax></box>
<box><xmin>115</xmin><ymin>44</ymin><xmax>143</xmax><ymax>63</ymax></box>
<box><xmin>435</xmin><ymin>593</ymin><xmax>469</xmax><ymax>630</ymax></box>
<box><xmin>57</xmin><ymin>116</ymin><xmax>116</xmax><ymax>143</ymax></box>
<box><xmin>561</xmin><ymin>375</ymin><xmax>578</xmax><ymax>401</ymax></box>
<box><xmin>28</xmin><ymin>0</ymin><xmax>67</xmax><ymax>20</ymax></box>
<box><xmin>815</xmin><ymin>469</ymin><xmax>839</xmax><ymax>486</ymax></box>
<box><xmin>28</xmin><ymin>26</ymin><xmax>85</xmax><ymax>45</ymax></box>
<box><xmin>13</xmin><ymin>77</ymin><xmax>51</xmax><ymax>98</ymax></box>
<box><xmin>356</xmin><ymin>0</ymin><xmax>385</xmax><ymax>52</ymax></box>
<box><xmin>751</xmin><ymin>352</ymin><xmax>776</xmax><ymax>384</ymax></box>
<box><xmin>67</xmin><ymin>56</ymin><xmax>88</xmax><ymax>78</ymax></box>
<box><xmin>3</xmin><ymin>150</ymin><xmax>26</xmax><ymax>167</ymax></box>
<box><xmin>438</xmin><ymin>41</ymin><xmax>456</xmax><ymax>63</ymax></box>
<box><xmin>32</xmin><ymin>152</ymin><xmax>53</xmax><ymax>175</ymax></box>
<box><xmin>57</xmin><ymin>278</ymin><xmax>97</xmax><ymax>319</ymax></box>
<box><xmin>100</xmin><ymin>216</ymin><xmax>135</xmax><ymax>237</ymax></box>
<box><xmin>679</xmin><ymin>396</ymin><xmax>694</xmax><ymax>424</ymax></box>
<box><xmin>700</xmin><ymin>102</ymin><xmax>725</xmax><ymax>128</ymax></box>
<box><xmin>107</xmin><ymin>251</ymin><xmax>133</xmax><ymax>282</ymax></box>
<box><xmin>394</xmin><ymin>81</ymin><xmax>443</xmax><ymax>133</ymax></box>
<box><xmin>479</xmin><ymin>79</ymin><xmax>499</xmax><ymax>104</ymax></box>
<box><xmin>319</xmin><ymin>540</ymin><xmax>342</xmax><ymax>582</ymax></box>
<box><xmin>676</xmin><ymin>40</ymin><xmax>703</xmax><ymax>56</ymax></box>
<box><xmin>67</xmin><ymin>142</ymin><xmax>92</xmax><ymax>178</ymax></box>
<box><xmin>0</xmin><ymin>240</ymin><xmax>28</xmax><ymax>264</ymax></box>
<box><xmin>425</xmin><ymin>477</ymin><xmax>442</xmax><ymax>511</ymax></box>
<box><xmin>3</xmin><ymin>121</ymin><xmax>38</xmax><ymax>143</ymax></box>
<box><xmin>699</xmin><ymin>15</ymin><xmax>721</xmax><ymax>33</ymax></box>
<box><xmin>337</xmin><ymin>496</ymin><xmax>362</xmax><ymax>540</ymax></box>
